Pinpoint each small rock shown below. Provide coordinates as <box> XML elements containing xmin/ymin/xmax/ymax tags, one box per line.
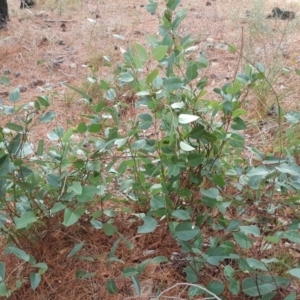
<box><xmin>53</xmin><ymin>56</ymin><xmax>64</xmax><ymax>64</ymax></box>
<box><xmin>245</xmin><ymin>10</ymin><xmax>253</xmax><ymax>18</ymax></box>
<box><xmin>36</xmin><ymin>87</ymin><xmax>45</xmax><ymax>93</ymax></box>
<box><xmin>45</xmin><ymin>83</ymin><xmax>53</xmax><ymax>89</ymax></box>
<box><xmin>83</xmin><ymin>141</ymin><xmax>90</xmax><ymax>148</ymax></box>
<box><xmin>64</xmin><ymin>46</ymin><xmax>74</xmax><ymax>51</ymax></box>
<box><xmin>184</xmin><ymin>45</ymin><xmax>199</xmax><ymax>53</ymax></box>
<box><xmin>15</xmin><ymin>72</ymin><xmax>21</xmax><ymax>78</ymax></box>
<box><xmin>51</xmin><ymin>62</ymin><xmax>60</xmax><ymax>69</ymax></box>
<box><xmin>69</xmin><ymin>63</ymin><xmax>77</xmax><ymax>69</ymax></box>
<box><xmin>207</xmin><ymin>37</ymin><xmax>214</xmax><ymax>43</ymax></box>
<box><xmin>3</xmin><ymin>68</ymin><xmax>11</xmax><ymax>75</ymax></box>
<box><xmin>266</xmin><ymin>7</ymin><xmax>295</xmax><ymax>20</ymax></box>
<box><xmin>31</xmin><ymin>79</ymin><xmax>45</xmax><ymax>87</ymax></box>
<box><xmin>214</xmin><ymin>43</ymin><xmax>228</xmax><ymax>51</ymax></box>
<box><xmin>18</xmin><ymin>85</ymin><xmax>27</xmax><ymax>92</ymax></box>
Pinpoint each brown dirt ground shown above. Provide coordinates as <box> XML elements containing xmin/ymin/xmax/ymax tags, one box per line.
<box><xmin>1</xmin><ymin>0</ymin><xmax>300</xmax><ymax>299</ymax></box>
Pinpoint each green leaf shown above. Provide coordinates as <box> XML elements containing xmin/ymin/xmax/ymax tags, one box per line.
<box><xmin>233</xmin><ymin>232</ymin><xmax>253</xmax><ymax>249</ymax></box>
<box><xmin>36</xmin><ymin>95</ymin><xmax>50</xmax><ymax>107</ymax></box>
<box><xmin>146</xmin><ymin>69</ymin><xmax>159</xmax><ymax>84</ymax></box>
<box><xmin>77</xmin><ymin>122</ymin><xmax>87</xmax><ymax>133</ymax></box>
<box><xmin>131</xmin><ymin>276</ymin><xmax>141</xmax><ymax>295</ymax></box>
<box><xmin>236</xmin><ymin>73</ymin><xmax>250</xmax><ymax>84</ymax></box>
<box><xmin>229</xmin><ymin>132</ymin><xmax>244</xmax><ymax>148</ymax></box>
<box><xmin>146</xmin><ymin>0</ymin><xmax>158</xmax><ymax>13</ymax></box>
<box><xmin>179</xmin><ymin>141</ymin><xmax>195</xmax><ymax>151</ymax></box>
<box><xmin>229</xmin><ymin>278</ymin><xmax>240</xmax><ymax>295</ymax></box>
<box><xmin>152</xmin><ymin>45</ymin><xmax>168</xmax><ymax>61</ymax></box>
<box><xmin>14</xmin><ymin>212</ymin><xmax>37</xmax><ymax>229</ymax></box>
<box><xmin>105</xmin><ymin>88</ymin><xmax>116</xmax><ymax>100</ymax></box>
<box><xmin>284</xmin><ymin>231</ymin><xmax>300</xmax><ymax>244</ymax></box>
<box><xmin>231</xmin><ymin>117</ymin><xmax>246</xmax><ymax>130</ymax></box>
<box><xmin>163</xmin><ymin>77</ymin><xmax>184</xmax><ymax>91</ymax></box>
<box><xmin>247</xmin><ymin>166</ymin><xmax>270</xmax><ymax>177</ymax></box>
<box><xmin>212</xmin><ymin>175</ymin><xmax>225</xmax><ymax>187</ymax></box>
<box><xmin>242</xmin><ymin>275</ymin><xmax>290</xmax><ymax>296</ymax></box>
<box><xmin>178</xmin><ymin>114</ymin><xmax>199</xmax><ymax>124</ymax></box>
<box><xmin>30</xmin><ymin>273</ymin><xmax>41</xmax><ymax>290</ymax></box>
<box><xmin>172</xmin><ymin>209</ymin><xmax>191</xmax><ymax>220</ymax></box>
<box><xmin>239</xmin><ymin>225</ymin><xmax>260</xmax><ymax>237</ymax></box>
<box><xmin>103</xmin><ymin>223</ymin><xmax>117</xmax><ymax>236</ymax></box>
<box><xmin>90</xmin><ymin>219</ymin><xmax>103</xmax><ymax>229</ymax></box>
<box><xmin>0</xmin><ymin>283</ymin><xmax>8</xmax><ymax>296</ymax></box>
<box><xmin>134</xmin><ymin>56</ymin><xmax>143</xmax><ymax>69</ymax></box>
<box><xmin>65</xmin><ymin>83</ymin><xmax>92</xmax><ymax>103</ymax></box>
<box><xmin>47</xmin><ymin>173</ymin><xmax>61</xmax><ymax>187</ymax></box>
<box><xmin>67</xmin><ymin>243</ymin><xmax>84</xmax><ymax>258</ymax></box>
<box><xmin>151</xmin><ymin>256</ymin><xmax>168</xmax><ymax>263</ymax></box>
<box><xmin>201</xmin><ymin>188</ymin><xmax>219</xmax><ymax>199</ymax></box>
<box><xmin>150</xmin><ymin>195</ymin><xmax>166</xmax><ymax>209</ymax></box>
<box><xmin>246</xmin><ymin>258</ymin><xmax>268</xmax><ymax>271</ymax></box>
<box><xmin>262</xmin><ymin>291</ymin><xmax>277</xmax><ymax>300</ymax></box>
<box><xmin>286</xmin><ymin>268</ymin><xmax>300</xmax><ymax>279</ymax></box>
<box><xmin>118</xmin><ymin>72</ymin><xmax>135</xmax><ymax>83</ymax></box>
<box><xmin>265</xmin><ymin>236</ymin><xmax>280</xmax><ymax>244</ymax></box>
<box><xmin>106</xmin><ymin>278</ymin><xmax>118</xmax><ymax>294</ymax></box>
<box><xmin>9</xmin><ymin>88</ymin><xmax>20</xmax><ymax>102</ymax></box>
<box><xmin>284</xmin><ymin>292</ymin><xmax>296</xmax><ymax>300</ymax></box>
<box><xmin>256</xmin><ymin>62</ymin><xmax>265</xmax><ymax>73</ymax></box>
<box><xmin>185</xmin><ymin>63</ymin><xmax>198</xmax><ymax>82</ymax></box>
<box><xmin>89</xmin><ymin>124</ymin><xmax>101</xmax><ymax>133</ymax></box>
<box><xmin>5</xmin><ymin>246</ymin><xmax>31</xmax><ymax>262</ymax></box>
<box><xmin>33</xmin><ymin>263</ymin><xmax>48</xmax><ymax>273</ymax></box>
<box><xmin>50</xmin><ymin>202</ymin><xmax>67</xmax><ymax>214</ymax></box>
<box><xmin>132</xmin><ymin>139</ymin><xmax>146</xmax><ymax>151</ymax></box>
<box><xmin>77</xmin><ymin>186</ymin><xmax>99</xmax><ymax>202</ymax></box>
<box><xmin>174</xmin><ymin>222</ymin><xmax>199</xmax><ymax>241</ymax></box>
<box><xmin>184</xmin><ymin>266</ymin><xmax>198</xmax><ymax>283</ymax></box>
<box><xmin>224</xmin><ymin>265</ymin><xmax>235</xmax><ymax>278</ymax></box>
<box><xmin>63</xmin><ymin>208</ymin><xmax>85</xmax><ymax>227</ymax></box>
<box><xmin>275</xmin><ymin>164</ymin><xmax>300</xmax><ymax>176</ymax></box>
<box><xmin>39</xmin><ymin>111</ymin><xmax>56</xmax><ymax>123</ymax></box>
<box><xmin>138</xmin><ymin>216</ymin><xmax>158</xmax><ymax>233</ymax></box>
<box><xmin>135</xmin><ymin>43</ymin><xmax>149</xmax><ymax>62</ymax></box>
<box><xmin>167</xmin><ymin>0</ymin><xmax>181</xmax><ymax>10</ymax></box>
<box><xmin>0</xmin><ymin>263</ymin><xmax>5</xmax><ymax>281</ymax></box>
<box><xmin>138</xmin><ymin>113</ymin><xmax>152</xmax><ymax>130</ymax></box>
<box><xmin>5</xmin><ymin>123</ymin><xmax>23</xmax><ymax>132</ymax></box>
<box><xmin>67</xmin><ymin>181</ymin><xmax>82</xmax><ymax>195</ymax></box>
<box><xmin>187</xmin><ymin>153</ymin><xmax>205</xmax><ymax>167</ymax></box>
<box><xmin>123</xmin><ymin>267</ymin><xmax>138</xmax><ymax>277</ymax></box>
<box><xmin>36</xmin><ymin>140</ymin><xmax>44</xmax><ymax>156</ymax></box>
<box><xmin>207</xmin><ymin>281</ymin><xmax>224</xmax><ymax>296</ymax></box>
<box><xmin>0</xmin><ymin>76</ymin><xmax>9</xmax><ymax>86</ymax></box>
<box><xmin>189</xmin><ymin>285</ymin><xmax>204</xmax><ymax>297</ymax></box>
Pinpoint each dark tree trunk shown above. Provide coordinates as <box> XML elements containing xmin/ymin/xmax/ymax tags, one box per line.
<box><xmin>0</xmin><ymin>0</ymin><xmax>8</xmax><ymax>29</ymax></box>
<box><xmin>20</xmin><ymin>0</ymin><xmax>36</xmax><ymax>9</ymax></box>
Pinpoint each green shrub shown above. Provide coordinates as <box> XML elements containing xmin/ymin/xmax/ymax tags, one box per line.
<box><xmin>1</xmin><ymin>0</ymin><xmax>300</xmax><ymax>298</ymax></box>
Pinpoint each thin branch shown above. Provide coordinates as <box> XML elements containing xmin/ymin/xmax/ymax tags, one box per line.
<box><xmin>155</xmin><ymin>282</ymin><xmax>222</xmax><ymax>300</ymax></box>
